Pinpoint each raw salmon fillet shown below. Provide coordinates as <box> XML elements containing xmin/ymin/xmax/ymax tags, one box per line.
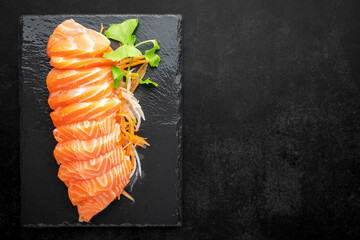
<box><xmin>77</xmin><ymin>177</ymin><xmax>130</xmax><ymax>222</ymax></box>
<box><xmin>50</xmin><ymin>56</ymin><xmax>116</xmax><ymax>69</ymax></box>
<box><xmin>48</xmin><ymin>82</ymin><xmax>113</xmax><ymax>109</ymax></box>
<box><xmin>47</xmin><ymin>67</ymin><xmax>112</xmax><ymax>93</ymax></box>
<box><xmin>50</xmin><ymin>97</ymin><xmax>121</xmax><ymax>127</ymax></box>
<box><xmin>54</xmin><ymin>124</ymin><xmax>120</xmax><ymax>164</ymax></box>
<box><xmin>58</xmin><ymin>146</ymin><xmax>125</xmax><ymax>183</ymax></box>
<box><xmin>68</xmin><ymin>159</ymin><xmax>132</xmax><ymax>205</ymax></box>
<box><xmin>53</xmin><ymin>118</ymin><xmax>116</xmax><ymax>142</ymax></box>
<box><xmin>46</xmin><ymin>19</ymin><xmax>140</xmax><ymax>223</ymax></box>
<box><xmin>47</xmin><ymin>19</ymin><xmax>110</xmax><ymax>58</ymax></box>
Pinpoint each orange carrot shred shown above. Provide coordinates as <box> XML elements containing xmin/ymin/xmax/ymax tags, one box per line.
<box><xmin>117</xmin><ymin>89</ymin><xmax>122</xmax><ymax>100</ymax></box>
<box><xmin>131</xmin><ymin>62</ymin><xmax>148</xmax><ymax>93</ymax></box>
<box><xmin>99</xmin><ymin>23</ymin><xmax>104</xmax><ymax>34</ymax></box>
<box><xmin>119</xmin><ymin>60</ymin><xmax>147</xmax><ymax>69</ymax></box>
<box><xmin>120</xmin><ymin>56</ymin><xmax>145</xmax><ymax>65</ymax></box>
<box><xmin>122</xmin><ymin>191</ymin><xmax>134</xmax><ymax>202</ymax></box>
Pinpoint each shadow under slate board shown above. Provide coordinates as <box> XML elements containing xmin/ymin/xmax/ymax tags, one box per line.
<box><xmin>19</xmin><ymin>15</ymin><xmax>182</xmax><ymax>227</ymax></box>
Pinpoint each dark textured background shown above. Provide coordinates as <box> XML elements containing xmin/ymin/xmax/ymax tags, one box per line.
<box><xmin>1</xmin><ymin>0</ymin><xmax>360</xmax><ymax>239</ymax></box>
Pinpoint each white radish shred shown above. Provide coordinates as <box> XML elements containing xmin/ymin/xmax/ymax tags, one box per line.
<box><xmin>119</xmin><ymin>86</ymin><xmax>145</xmax><ymax>130</ymax></box>
<box><xmin>134</xmin><ymin>147</ymin><xmax>141</xmax><ymax>177</ymax></box>
<box><xmin>118</xmin><ymin>74</ymin><xmax>146</xmax><ymax>181</ymax></box>
<box><xmin>129</xmin><ymin>157</ymin><xmax>136</xmax><ymax>179</ymax></box>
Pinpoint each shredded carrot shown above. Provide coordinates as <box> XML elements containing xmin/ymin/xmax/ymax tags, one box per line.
<box><xmin>120</xmin><ymin>56</ymin><xmax>145</xmax><ymax>65</ymax></box>
<box><xmin>117</xmin><ymin>89</ymin><xmax>122</xmax><ymax>100</ymax></box>
<box><xmin>133</xmin><ymin>135</ymin><xmax>150</xmax><ymax>146</ymax></box>
<box><xmin>118</xmin><ymin>112</ymin><xmax>136</xmax><ymax>122</ymax></box>
<box><xmin>131</xmin><ymin>62</ymin><xmax>148</xmax><ymax>93</ymax></box>
<box><xmin>130</xmin><ymin>150</ymin><xmax>135</xmax><ymax>165</ymax></box>
<box><xmin>99</xmin><ymin>23</ymin><xmax>104</xmax><ymax>34</ymax></box>
<box><xmin>121</xmin><ymin>128</ymin><xmax>133</xmax><ymax>139</ymax></box>
<box><xmin>117</xmin><ymin>109</ymin><xmax>149</xmax><ymax>148</ymax></box>
<box><xmin>122</xmin><ymin>191</ymin><xmax>134</xmax><ymax>202</ymax></box>
<box><xmin>119</xmin><ymin>60</ymin><xmax>147</xmax><ymax>69</ymax></box>
<box><xmin>126</xmin><ymin>143</ymin><xmax>132</xmax><ymax>155</ymax></box>
<box><xmin>121</xmin><ymin>69</ymin><xmax>138</xmax><ymax>78</ymax></box>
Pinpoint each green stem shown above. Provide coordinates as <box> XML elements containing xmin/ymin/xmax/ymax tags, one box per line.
<box><xmin>134</xmin><ymin>40</ymin><xmax>153</xmax><ymax>48</ymax></box>
<box><xmin>124</xmin><ymin>57</ymin><xmax>134</xmax><ymax>88</ymax></box>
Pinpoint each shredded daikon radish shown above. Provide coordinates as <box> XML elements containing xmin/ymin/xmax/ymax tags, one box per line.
<box><xmin>117</xmin><ymin>73</ymin><xmax>146</xmax><ymax>181</ymax></box>
<box><xmin>119</xmin><ymin>86</ymin><xmax>145</xmax><ymax>130</ymax></box>
<box><xmin>134</xmin><ymin>147</ymin><xmax>141</xmax><ymax>177</ymax></box>
<box><xmin>129</xmin><ymin>158</ymin><xmax>137</xmax><ymax>179</ymax></box>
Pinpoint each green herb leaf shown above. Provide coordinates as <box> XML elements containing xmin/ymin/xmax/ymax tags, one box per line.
<box><xmin>104</xmin><ymin>19</ymin><xmax>161</xmax><ymax>90</ymax></box>
<box><xmin>139</xmin><ymin>77</ymin><xmax>158</xmax><ymax>87</ymax></box>
<box><xmin>104</xmin><ymin>19</ymin><xmax>138</xmax><ymax>46</ymax></box>
<box><xmin>111</xmin><ymin>65</ymin><xmax>125</xmax><ymax>88</ymax></box>
<box><xmin>136</xmin><ymin>40</ymin><xmax>161</xmax><ymax>67</ymax></box>
<box><xmin>103</xmin><ymin>45</ymin><xmax>142</xmax><ymax>62</ymax></box>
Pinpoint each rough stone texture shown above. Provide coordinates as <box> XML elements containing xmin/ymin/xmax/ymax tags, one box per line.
<box><xmin>1</xmin><ymin>0</ymin><xmax>360</xmax><ymax>239</ymax></box>
<box><xmin>19</xmin><ymin>15</ymin><xmax>182</xmax><ymax>227</ymax></box>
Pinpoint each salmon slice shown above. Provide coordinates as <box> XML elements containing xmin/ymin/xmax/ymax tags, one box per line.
<box><xmin>47</xmin><ymin>67</ymin><xmax>112</xmax><ymax>93</ymax></box>
<box><xmin>53</xmin><ymin>117</ymin><xmax>116</xmax><ymax>143</ymax></box>
<box><xmin>77</xmin><ymin>179</ymin><xmax>130</xmax><ymax>222</ymax></box>
<box><xmin>50</xmin><ymin>56</ymin><xmax>116</xmax><ymax>69</ymax></box>
<box><xmin>68</xmin><ymin>158</ymin><xmax>132</xmax><ymax>205</ymax></box>
<box><xmin>58</xmin><ymin>146</ymin><xmax>125</xmax><ymax>183</ymax></box>
<box><xmin>50</xmin><ymin>97</ymin><xmax>121</xmax><ymax>127</ymax></box>
<box><xmin>47</xmin><ymin>19</ymin><xmax>110</xmax><ymax>58</ymax></box>
<box><xmin>54</xmin><ymin>124</ymin><xmax>120</xmax><ymax>164</ymax></box>
<box><xmin>48</xmin><ymin>82</ymin><xmax>113</xmax><ymax>109</ymax></box>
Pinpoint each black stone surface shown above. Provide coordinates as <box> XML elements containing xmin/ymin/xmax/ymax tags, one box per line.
<box><xmin>19</xmin><ymin>15</ymin><xmax>182</xmax><ymax>227</ymax></box>
<box><xmin>1</xmin><ymin>0</ymin><xmax>360</xmax><ymax>239</ymax></box>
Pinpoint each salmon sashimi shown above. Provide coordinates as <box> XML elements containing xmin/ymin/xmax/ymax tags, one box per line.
<box><xmin>54</xmin><ymin>124</ymin><xmax>120</xmax><ymax>164</ymax></box>
<box><xmin>47</xmin><ymin>67</ymin><xmax>112</xmax><ymax>93</ymax></box>
<box><xmin>68</xmin><ymin>158</ymin><xmax>132</xmax><ymax>205</ymax></box>
<box><xmin>50</xmin><ymin>56</ymin><xmax>116</xmax><ymax>69</ymax></box>
<box><xmin>58</xmin><ymin>146</ymin><xmax>125</xmax><ymax>184</ymax></box>
<box><xmin>46</xmin><ymin>19</ymin><xmax>148</xmax><ymax>223</ymax></box>
<box><xmin>53</xmin><ymin>117</ymin><xmax>116</xmax><ymax>143</ymax></box>
<box><xmin>77</xmin><ymin>179</ymin><xmax>130</xmax><ymax>222</ymax></box>
<box><xmin>50</xmin><ymin>97</ymin><xmax>121</xmax><ymax>127</ymax></box>
<box><xmin>48</xmin><ymin>82</ymin><xmax>113</xmax><ymax>109</ymax></box>
<box><xmin>47</xmin><ymin>19</ymin><xmax>110</xmax><ymax>58</ymax></box>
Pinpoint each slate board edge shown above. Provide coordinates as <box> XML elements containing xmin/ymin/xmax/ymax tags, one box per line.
<box><xmin>19</xmin><ymin>14</ymin><xmax>183</xmax><ymax>20</ymax></box>
<box><xmin>176</xmin><ymin>14</ymin><xmax>183</xmax><ymax>228</ymax></box>
<box><xmin>19</xmin><ymin>14</ymin><xmax>183</xmax><ymax>228</ymax></box>
<box><xmin>19</xmin><ymin>15</ymin><xmax>26</xmax><ymax>228</ymax></box>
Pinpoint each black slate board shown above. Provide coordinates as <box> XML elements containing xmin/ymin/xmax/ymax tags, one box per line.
<box><xmin>19</xmin><ymin>15</ymin><xmax>182</xmax><ymax>227</ymax></box>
